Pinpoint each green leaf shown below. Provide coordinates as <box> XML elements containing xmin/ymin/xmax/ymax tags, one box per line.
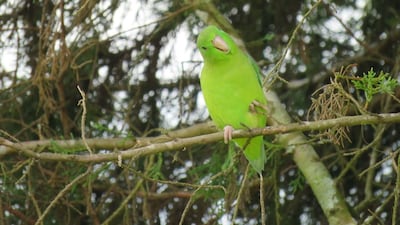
<box><xmin>289</xmin><ymin>170</ymin><xmax>305</xmax><ymax>193</ymax></box>
<box><xmin>351</xmin><ymin>68</ymin><xmax>398</xmax><ymax>103</ymax></box>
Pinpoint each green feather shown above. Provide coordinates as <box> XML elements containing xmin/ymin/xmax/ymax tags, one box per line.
<box><xmin>197</xmin><ymin>26</ymin><xmax>267</xmax><ymax>173</ymax></box>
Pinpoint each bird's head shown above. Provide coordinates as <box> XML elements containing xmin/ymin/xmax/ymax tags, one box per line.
<box><xmin>196</xmin><ymin>26</ymin><xmax>237</xmax><ymax>62</ymax></box>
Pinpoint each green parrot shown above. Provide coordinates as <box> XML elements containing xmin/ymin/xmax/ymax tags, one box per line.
<box><xmin>197</xmin><ymin>25</ymin><xmax>267</xmax><ymax>173</ymax></box>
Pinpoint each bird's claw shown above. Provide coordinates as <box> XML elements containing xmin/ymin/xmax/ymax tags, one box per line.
<box><xmin>223</xmin><ymin>125</ymin><xmax>234</xmax><ymax>144</ymax></box>
<box><xmin>249</xmin><ymin>100</ymin><xmax>267</xmax><ymax>114</ymax></box>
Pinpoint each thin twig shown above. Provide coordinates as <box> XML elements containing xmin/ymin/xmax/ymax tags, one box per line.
<box><xmin>273</xmin><ymin>154</ymin><xmax>281</xmax><ymax>225</ymax></box>
<box><xmin>362</xmin><ymin>192</ymin><xmax>394</xmax><ymax>225</ymax></box>
<box><xmin>260</xmin><ymin>173</ymin><xmax>266</xmax><ymax>225</ymax></box>
<box><xmin>77</xmin><ymin>85</ymin><xmax>93</xmax><ymax>154</ymax></box>
<box><xmin>178</xmin><ymin>166</ymin><xmax>233</xmax><ymax>225</ymax></box>
<box><xmin>232</xmin><ymin>164</ymin><xmax>250</xmax><ymax>224</ymax></box>
<box><xmin>77</xmin><ymin>85</ymin><xmax>95</xmax><ymax>221</ymax></box>
<box><xmin>392</xmin><ymin>151</ymin><xmax>400</xmax><ymax>225</ymax></box>
<box><xmin>264</xmin><ymin>0</ymin><xmax>322</xmax><ymax>87</ymax></box>
<box><xmin>101</xmin><ymin>178</ymin><xmax>144</xmax><ymax>225</ymax></box>
<box><xmin>34</xmin><ymin>167</ymin><xmax>92</xmax><ymax>225</ymax></box>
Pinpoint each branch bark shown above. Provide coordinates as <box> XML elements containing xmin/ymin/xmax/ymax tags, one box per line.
<box><xmin>1</xmin><ymin>112</ymin><xmax>400</xmax><ymax>162</ymax></box>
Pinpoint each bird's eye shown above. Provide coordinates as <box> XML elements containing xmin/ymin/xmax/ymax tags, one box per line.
<box><xmin>201</xmin><ymin>46</ymin><xmax>207</xmax><ymax>50</ymax></box>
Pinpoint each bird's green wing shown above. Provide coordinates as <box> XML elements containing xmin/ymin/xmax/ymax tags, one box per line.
<box><xmin>249</xmin><ymin>54</ymin><xmax>264</xmax><ymax>86</ymax></box>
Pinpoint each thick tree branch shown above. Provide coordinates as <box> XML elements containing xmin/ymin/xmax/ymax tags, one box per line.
<box><xmin>0</xmin><ymin>122</ymin><xmax>216</xmax><ymax>157</ymax></box>
<box><xmin>1</xmin><ymin>112</ymin><xmax>399</xmax><ymax>162</ymax></box>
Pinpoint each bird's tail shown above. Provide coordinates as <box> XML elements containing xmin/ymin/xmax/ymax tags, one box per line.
<box><xmin>235</xmin><ymin>136</ymin><xmax>266</xmax><ymax>173</ymax></box>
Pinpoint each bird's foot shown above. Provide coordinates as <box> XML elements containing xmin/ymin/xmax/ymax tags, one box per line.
<box><xmin>223</xmin><ymin>125</ymin><xmax>234</xmax><ymax>144</ymax></box>
<box><xmin>249</xmin><ymin>100</ymin><xmax>267</xmax><ymax>114</ymax></box>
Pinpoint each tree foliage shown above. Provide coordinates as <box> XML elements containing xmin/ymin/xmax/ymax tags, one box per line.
<box><xmin>1</xmin><ymin>0</ymin><xmax>400</xmax><ymax>224</ymax></box>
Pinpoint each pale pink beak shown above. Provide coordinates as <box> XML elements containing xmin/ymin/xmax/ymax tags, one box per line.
<box><xmin>212</xmin><ymin>36</ymin><xmax>230</xmax><ymax>53</ymax></box>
